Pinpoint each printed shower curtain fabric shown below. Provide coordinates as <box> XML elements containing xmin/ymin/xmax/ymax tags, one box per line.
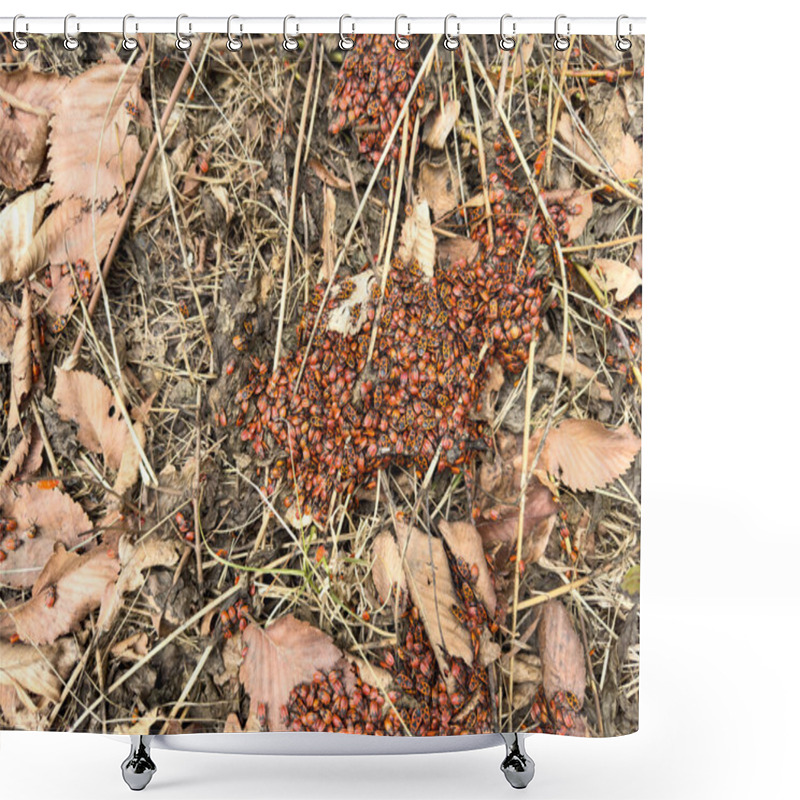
<box><xmin>0</xmin><ymin>30</ymin><xmax>642</xmax><ymax>737</ymax></box>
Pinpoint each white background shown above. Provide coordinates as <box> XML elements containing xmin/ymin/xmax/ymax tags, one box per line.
<box><xmin>2</xmin><ymin>1</ymin><xmax>798</xmax><ymax>798</ymax></box>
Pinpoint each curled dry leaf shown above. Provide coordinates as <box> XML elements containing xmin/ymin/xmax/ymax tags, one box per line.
<box><xmin>423</xmin><ymin>100</ymin><xmax>461</xmax><ymax>149</ymax></box>
<box><xmin>52</xmin><ymin>367</ymin><xmax>137</xmax><ymax>472</ymax></box>
<box><xmin>591</xmin><ymin>257</ymin><xmax>642</xmax><ymax>302</ymax></box>
<box><xmin>110</xmin><ymin>631</ymin><xmax>149</xmax><ymax>661</ymax></box>
<box><xmin>394</xmin><ymin>523</ymin><xmax>474</xmax><ymax>677</ymax></box>
<box><xmin>319</xmin><ymin>186</ymin><xmax>337</xmax><ymax>283</ymax></box>
<box><xmin>0</xmin><ymin>483</ymin><xmax>91</xmax><ymax>588</ymax></box>
<box><xmin>98</xmin><ymin>534</ymin><xmax>180</xmax><ymax>630</ymax></box>
<box><xmin>436</xmin><ymin>236</ymin><xmax>480</xmax><ymax>269</ymax></box>
<box><xmin>7</xmin><ymin>286</ymin><xmax>32</xmax><ymax>431</ymax></box>
<box><xmin>240</xmin><ymin>614</ymin><xmax>345</xmax><ymax>731</ymax></box>
<box><xmin>0</xmin><ymin>184</ymin><xmax>51</xmax><ymax>284</ymax></box>
<box><xmin>308</xmin><ymin>158</ymin><xmax>350</xmax><ymax>191</ymax></box>
<box><xmin>49</xmin><ymin>60</ymin><xmax>147</xmax><ymax>204</ymax></box>
<box><xmin>538</xmin><ymin>600</ymin><xmax>586</xmax><ymax>707</ymax></box>
<box><xmin>418</xmin><ymin>161</ymin><xmax>458</xmax><ymax>220</ymax></box>
<box><xmin>396</xmin><ymin>199</ymin><xmax>435</xmax><ymax>277</ymax></box>
<box><xmin>371</xmin><ymin>529</ymin><xmax>407</xmax><ymax>604</ymax></box>
<box><xmin>541</xmin><ymin>189</ymin><xmax>594</xmax><ymax>241</ymax></box>
<box><xmin>540</xmin><ymin>352</ymin><xmax>613</xmax><ymax>403</ymax></box>
<box><xmin>112</xmin><ymin>420</ymin><xmax>145</xmax><ymax>498</ymax></box>
<box><xmin>543</xmin><ymin>419</ymin><xmax>641</xmax><ymax>492</ymax></box>
<box><xmin>0</xmin><ymin>300</ymin><xmax>16</xmax><ymax>363</ymax></box>
<box><xmin>326</xmin><ymin>271</ymin><xmax>376</xmax><ymax>336</ymax></box>
<box><xmin>0</xmin><ymin>66</ymin><xmax>69</xmax><ymax>191</ymax></box>
<box><xmin>0</xmin><ymin>542</ymin><xmax>120</xmax><ymax>645</ymax></box>
<box><xmin>438</xmin><ymin>520</ymin><xmax>497</xmax><ymax>613</ymax></box>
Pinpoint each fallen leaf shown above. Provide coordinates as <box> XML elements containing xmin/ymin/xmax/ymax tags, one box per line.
<box><xmin>0</xmin><ymin>185</ymin><xmax>51</xmax><ymax>283</ymax></box>
<box><xmin>52</xmin><ymin>367</ymin><xmax>136</xmax><ymax>471</ymax></box>
<box><xmin>110</xmin><ymin>632</ymin><xmax>149</xmax><ymax>661</ymax></box>
<box><xmin>0</xmin><ymin>483</ymin><xmax>92</xmax><ymax>588</ymax></box>
<box><xmin>326</xmin><ymin>271</ymin><xmax>376</xmax><ymax>336</ymax></box>
<box><xmin>511</xmin><ymin>36</ymin><xmax>536</xmax><ymax>80</ymax></box>
<box><xmin>371</xmin><ymin>530</ymin><xmax>407</xmax><ymax>603</ymax></box>
<box><xmin>0</xmin><ymin>66</ymin><xmax>69</xmax><ymax>191</ymax></box>
<box><xmin>418</xmin><ymin>161</ymin><xmax>458</xmax><ymax>220</ymax></box>
<box><xmin>541</xmin><ymin>189</ymin><xmax>594</xmax><ymax>240</ymax></box>
<box><xmin>112</xmin><ymin>420</ymin><xmax>145</xmax><ymax>498</ymax></box>
<box><xmin>423</xmin><ymin>100</ymin><xmax>461</xmax><ymax>149</ymax></box>
<box><xmin>631</xmin><ymin>241</ymin><xmax>642</xmax><ymax>275</ymax></box>
<box><xmin>224</xmin><ymin>713</ymin><xmax>243</xmax><ymax>733</ymax></box>
<box><xmin>396</xmin><ymin>199</ymin><xmax>435</xmax><ymax>277</ymax></box>
<box><xmin>394</xmin><ymin>523</ymin><xmax>474</xmax><ymax>677</ymax></box>
<box><xmin>308</xmin><ymin>158</ymin><xmax>350</xmax><ymax>191</ymax></box>
<box><xmin>98</xmin><ymin>534</ymin><xmax>180</xmax><ymax>630</ymax></box>
<box><xmin>0</xmin><ymin>542</ymin><xmax>120</xmax><ymax>645</ymax></box>
<box><xmin>0</xmin><ymin>301</ymin><xmax>16</xmax><ymax>363</ymax></box>
<box><xmin>540</xmin><ymin>353</ymin><xmax>613</xmax><ymax>403</ymax></box>
<box><xmin>319</xmin><ymin>186</ymin><xmax>337</xmax><ymax>282</ymax></box>
<box><xmin>538</xmin><ymin>600</ymin><xmax>586</xmax><ymax>707</ymax></box>
<box><xmin>0</xmin><ymin>638</ymin><xmax>79</xmax><ymax>711</ymax></box>
<box><xmin>436</xmin><ymin>236</ymin><xmax>480</xmax><ymax>268</ymax></box>
<box><xmin>240</xmin><ymin>614</ymin><xmax>345</xmax><ymax>731</ymax></box>
<box><xmin>438</xmin><ymin>520</ymin><xmax>497</xmax><ymax>613</ymax></box>
<box><xmin>591</xmin><ymin>257</ymin><xmax>642</xmax><ymax>302</ymax></box>
<box><xmin>7</xmin><ymin>286</ymin><xmax>32</xmax><ymax>431</ymax></box>
<box><xmin>49</xmin><ymin>60</ymin><xmax>146</xmax><ymax>204</ymax></box>
<box><xmin>543</xmin><ymin>419</ymin><xmax>641</xmax><ymax>492</ymax></box>
<box><xmin>621</xmin><ymin>564</ymin><xmax>640</xmax><ymax>598</ymax></box>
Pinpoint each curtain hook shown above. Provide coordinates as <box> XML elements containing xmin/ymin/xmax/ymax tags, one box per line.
<box><xmin>63</xmin><ymin>14</ymin><xmax>79</xmax><ymax>50</ymax></box>
<box><xmin>339</xmin><ymin>15</ymin><xmax>355</xmax><ymax>50</ymax></box>
<box><xmin>122</xmin><ymin>15</ymin><xmax>138</xmax><ymax>51</ymax></box>
<box><xmin>553</xmin><ymin>14</ymin><xmax>570</xmax><ymax>51</ymax></box>
<box><xmin>175</xmin><ymin>14</ymin><xmax>191</xmax><ymax>51</ymax></box>
<box><xmin>283</xmin><ymin>15</ymin><xmax>299</xmax><ymax>51</ymax></box>
<box><xmin>227</xmin><ymin>15</ymin><xmax>243</xmax><ymax>51</ymax></box>
<box><xmin>443</xmin><ymin>14</ymin><xmax>460</xmax><ymax>51</ymax></box>
<box><xmin>499</xmin><ymin>14</ymin><xmax>516</xmax><ymax>51</ymax></box>
<box><xmin>12</xmin><ymin>14</ymin><xmax>28</xmax><ymax>51</ymax></box>
<box><xmin>616</xmin><ymin>15</ymin><xmax>632</xmax><ymax>51</ymax></box>
<box><xmin>394</xmin><ymin>15</ymin><xmax>410</xmax><ymax>50</ymax></box>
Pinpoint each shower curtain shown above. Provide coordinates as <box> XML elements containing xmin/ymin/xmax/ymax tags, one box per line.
<box><xmin>0</xmin><ymin>30</ymin><xmax>642</xmax><ymax>739</ymax></box>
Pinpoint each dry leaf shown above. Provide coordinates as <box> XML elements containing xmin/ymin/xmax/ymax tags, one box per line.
<box><xmin>0</xmin><ymin>638</ymin><xmax>79</xmax><ymax>708</ymax></box>
<box><xmin>0</xmin><ymin>542</ymin><xmax>120</xmax><ymax>645</ymax></box>
<box><xmin>7</xmin><ymin>286</ymin><xmax>32</xmax><ymax>431</ymax></box>
<box><xmin>0</xmin><ymin>66</ymin><xmax>69</xmax><ymax>191</ymax></box>
<box><xmin>326</xmin><ymin>271</ymin><xmax>375</xmax><ymax>336</ymax></box>
<box><xmin>0</xmin><ymin>483</ymin><xmax>91</xmax><ymax>588</ymax></box>
<box><xmin>511</xmin><ymin>36</ymin><xmax>536</xmax><ymax>80</ymax></box>
<box><xmin>436</xmin><ymin>236</ymin><xmax>480</xmax><ymax>268</ymax></box>
<box><xmin>397</xmin><ymin>199</ymin><xmax>435</xmax><ymax>277</ymax></box>
<box><xmin>538</xmin><ymin>600</ymin><xmax>586</xmax><ymax>707</ymax></box>
<box><xmin>394</xmin><ymin>523</ymin><xmax>474</xmax><ymax>676</ymax></box>
<box><xmin>224</xmin><ymin>713</ymin><xmax>243</xmax><ymax>733</ymax></box>
<box><xmin>308</xmin><ymin>158</ymin><xmax>350</xmax><ymax>191</ymax></box>
<box><xmin>0</xmin><ymin>427</ymin><xmax>32</xmax><ymax>486</ymax></box>
<box><xmin>0</xmin><ymin>185</ymin><xmax>51</xmax><ymax>283</ymax></box>
<box><xmin>631</xmin><ymin>242</ymin><xmax>642</xmax><ymax>275</ymax></box>
<box><xmin>591</xmin><ymin>257</ymin><xmax>642</xmax><ymax>302</ymax></box>
<box><xmin>52</xmin><ymin>367</ymin><xmax>135</xmax><ymax>471</ymax></box>
<box><xmin>540</xmin><ymin>352</ymin><xmax>613</xmax><ymax>403</ymax></box>
<box><xmin>423</xmin><ymin>100</ymin><xmax>461</xmax><ymax>149</ymax></box>
<box><xmin>240</xmin><ymin>615</ymin><xmax>344</xmax><ymax>731</ymax></box>
<box><xmin>0</xmin><ymin>301</ymin><xmax>17</xmax><ymax>363</ymax></box>
<box><xmin>98</xmin><ymin>534</ymin><xmax>180</xmax><ymax>630</ymax></box>
<box><xmin>110</xmin><ymin>632</ymin><xmax>149</xmax><ymax>661</ymax></box>
<box><xmin>49</xmin><ymin>60</ymin><xmax>146</xmax><ymax>204</ymax></box>
<box><xmin>418</xmin><ymin>162</ymin><xmax>457</xmax><ymax>220</ymax></box>
<box><xmin>319</xmin><ymin>186</ymin><xmax>337</xmax><ymax>282</ymax></box>
<box><xmin>544</xmin><ymin>419</ymin><xmax>641</xmax><ymax>492</ymax></box>
<box><xmin>541</xmin><ymin>189</ymin><xmax>593</xmax><ymax>240</ymax></box>
<box><xmin>112</xmin><ymin>420</ymin><xmax>145</xmax><ymax>497</ymax></box>
<box><xmin>371</xmin><ymin>530</ymin><xmax>407</xmax><ymax>603</ymax></box>
<box><xmin>438</xmin><ymin>520</ymin><xmax>497</xmax><ymax>613</ymax></box>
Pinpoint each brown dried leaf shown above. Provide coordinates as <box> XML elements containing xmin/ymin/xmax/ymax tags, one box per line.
<box><xmin>0</xmin><ymin>483</ymin><xmax>91</xmax><ymax>588</ymax></box>
<box><xmin>308</xmin><ymin>158</ymin><xmax>350</xmax><ymax>191</ymax></box>
<box><xmin>98</xmin><ymin>534</ymin><xmax>180</xmax><ymax>631</ymax></box>
<box><xmin>7</xmin><ymin>287</ymin><xmax>32</xmax><ymax>431</ymax></box>
<box><xmin>0</xmin><ymin>542</ymin><xmax>120</xmax><ymax>645</ymax></box>
<box><xmin>49</xmin><ymin>60</ymin><xmax>146</xmax><ymax>204</ymax></box>
<box><xmin>0</xmin><ymin>638</ymin><xmax>79</xmax><ymax>710</ymax></box>
<box><xmin>326</xmin><ymin>271</ymin><xmax>375</xmax><ymax>336</ymax></box>
<box><xmin>371</xmin><ymin>530</ymin><xmax>407</xmax><ymax>603</ymax></box>
<box><xmin>538</xmin><ymin>600</ymin><xmax>586</xmax><ymax>707</ymax></box>
<box><xmin>395</xmin><ymin>523</ymin><xmax>474</xmax><ymax>672</ymax></box>
<box><xmin>541</xmin><ymin>189</ymin><xmax>593</xmax><ymax>240</ymax></box>
<box><xmin>319</xmin><ymin>186</ymin><xmax>337</xmax><ymax>283</ymax></box>
<box><xmin>591</xmin><ymin>257</ymin><xmax>642</xmax><ymax>302</ymax></box>
<box><xmin>110</xmin><ymin>632</ymin><xmax>148</xmax><ymax>661</ymax></box>
<box><xmin>112</xmin><ymin>420</ymin><xmax>145</xmax><ymax>497</ymax></box>
<box><xmin>418</xmin><ymin>162</ymin><xmax>457</xmax><ymax>220</ymax></box>
<box><xmin>540</xmin><ymin>353</ymin><xmax>613</xmax><ymax>403</ymax></box>
<box><xmin>438</xmin><ymin>520</ymin><xmax>497</xmax><ymax>613</ymax></box>
<box><xmin>544</xmin><ymin>419</ymin><xmax>641</xmax><ymax>492</ymax></box>
<box><xmin>52</xmin><ymin>367</ymin><xmax>134</xmax><ymax>471</ymax></box>
<box><xmin>240</xmin><ymin>615</ymin><xmax>344</xmax><ymax>731</ymax></box>
<box><xmin>224</xmin><ymin>713</ymin><xmax>243</xmax><ymax>733</ymax></box>
<box><xmin>397</xmin><ymin>199</ymin><xmax>435</xmax><ymax>277</ymax></box>
<box><xmin>423</xmin><ymin>100</ymin><xmax>461</xmax><ymax>149</ymax></box>
<box><xmin>0</xmin><ymin>185</ymin><xmax>51</xmax><ymax>283</ymax></box>
<box><xmin>0</xmin><ymin>301</ymin><xmax>16</xmax><ymax>363</ymax></box>
<box><xmin>0</xmin><ymin>66</ymin><xmax>69</xmax><ymax>191</ymax></box>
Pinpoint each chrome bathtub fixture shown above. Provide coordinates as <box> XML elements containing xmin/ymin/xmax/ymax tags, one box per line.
<box><xmin>117</xmin><ymin>731</ymin><xmax>534</xmax><ymax>790</ymax></box>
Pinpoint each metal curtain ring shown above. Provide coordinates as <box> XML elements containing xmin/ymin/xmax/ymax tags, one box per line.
<box><xmin>122</xmin><ymin>15</ymin><xmax>138</xmax><ymax>51</ymax></box>
<box><xmin>227</xmin><ymin>15</ymin><xmax>243</xmax><ymax>51</ymax></box>
<box><xmin>283</xmin><ymin>15</ymin><xmax>299</xmax><ymax>51</ymax></box>
<box><xmin>616</xmin><ymin>15</ymin><xmax>632</xmax><ymax>51</ymax></box>
<box><xmin>12</xmin><ymin>14</ymin><xmax>28</xmax><ymax>51</ymax></box>
<box><xmin>499</xmin><ymin>14</ymin><xmax>515</xmax><ymax>51</ymax></box>
<box><xmin>443</xmin><ymin>14</ymin><xmax>459</xmax><ymax>51</ymax></box>
<box><xmin>553</xmin><ymin>14</ymin><xmax>570</xmax><ymax>51</ymax></box>
<box><xmin>339</xmin><ymin>15</ymin><xmax>355</xmax><ymax>50</ymax></box>
<box><xmin>63</xmin><ymin>14</ymin><xmax>79</xmax><ymax>50</ymax></box>
<box><xmin>394</xmin><ymin>15</ymin><xmax>410</xmax><ymax>50</ymax></box>
<box><xmin>175</xmin><ymin>14</ymin><xmax>191</xmax><ymax>51</ymax></box>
